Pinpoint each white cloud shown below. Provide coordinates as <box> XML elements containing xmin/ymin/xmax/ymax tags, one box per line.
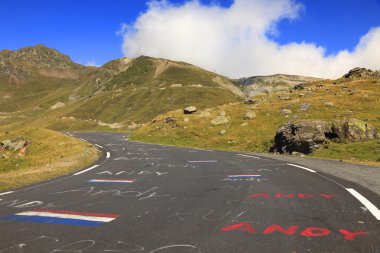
<box><xmin>120</xmin><ymin>0</ymin><xmax>380</xmax><ymax>79</ymax></box>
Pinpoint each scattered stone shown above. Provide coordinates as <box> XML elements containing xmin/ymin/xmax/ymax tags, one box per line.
<box><xmin>98</xmin><ymin>121</ymin><xmax>124</xmax><ymax>129</ymax></box>
<box><xmin>244</xmin><ymin>111</ymin><xmax>256</xmax><ymax>120</ymax></box>
<box><xmin>190</xmin><ymin>84</ymin><xmax>203</xmax><ymax>87</ymax></box>
<box><xmin>299</xmin><ymin>93</ymin><xmax>305</xmax><ymax>98</ymax></box>
<box><xmin>324</xmin><ymin>102</ymin><xmax>335</xmax><ymax>107</ymax></box>
<box><xmin>243</xmin><ymin>99</ymin><xmax>255</xmax><ymax>104</ymax></box>
<box><xmin>199</xmin><ymin>110</ymin><xmax>211</xmax><ymax>117</ymax></box>
<box><xmin>184</xmin><ymin>106</ymin><xmax>197</xmax><ymax>114</ymax></box>
<box><xmin>219</xmin><ymin>129</ymin><xmax>227</xmax><ymax>135</ymax></box>
<box><xmin>211</xmin><ymin>116</ymin><xmax>229</xmax><ymax>125</ymax></box>
<box><xmin>279</xmin><ymin>95</ymin><xmax>290</xmax><ymax>100</ymax></box>
<box><xmin>163</xmin><ymin>117</ymin><xmax>178</xmax><ymax>127</ymax></box>
<box><xmin>170</xmin><ymin>83</ymin><xmax>182</xmax><ymax>88</ymax></box>
<box><xmin>220</xmin><ymin>111</ymin><xmax>226</xmax><ymax>116</ymax></box>
<box><xmin>241</xmin><ymin>123</ymin><xmax>248</xmax><ymax>127</ymax></box>
<box><xmin>300</xmin><ymin>104</ymin><xmax>310</xmax><ymax>112</ymax></box>
<box><xmin>128</xmin><ymin>122</ymin><xmax>139</xmax><ymax>130</ymax></box>
<box><xmin>184</xmin><ymin>118</ymin><xmax>190</xmax><ymax>122</ymax></box>
<box><xmin>50</xmin><ymin>102</ymin><xmax>66</xmax><ymax>110</ymax></box>
<box><xmin>281</xmin><ymin>109</ymin><xmax>292</xmax><ymax>116</ymax></box>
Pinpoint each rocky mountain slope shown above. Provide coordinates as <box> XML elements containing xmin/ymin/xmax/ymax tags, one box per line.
<box><xmin>236</xmin><ymin>74</ymin><xmax>323</xmax><ymax>96</ymax></box>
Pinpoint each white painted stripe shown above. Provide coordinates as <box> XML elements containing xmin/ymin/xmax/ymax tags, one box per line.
<box><xmin>188</xmin><ymin>160</ymin><xmax>217</xmax><ymax>163</ymax></box>
<box><xmin>89</xmin><ymin>179</ymin><xmax>134</xmax><ymax>183</ymax></box>
<box><xmin>346</xmin><ymin>188</ymin><xmax>380</xmax><ymax>220</ymax></box>
<box><xmin>74</xmin><ymin>165</ymin><xmax>99</xmax><ymax>175</ymax></box>
<box><xmin>286</xmin><ymin>163</ymin><xmax>316</xmax><ymax>173</ymax></box>
<box><xmin>237</xmin><ymin>154</ymin><xmax>261</xmax><ymax>159</ymax></box>
<box><xmin>15</xmin><ymin>211</ymin><xmax>115</xmax><ymax>222</ymax></box>
<box><xmin>106</xmin><ymin>152</ymin><xmax>111</xmax><ymax>158</ymax></box>
<box><xmin>228</xmin><ymin>175</ymin><xmax>261</xmax><ymax>177</ymax></box>
<box><xmin>94</xmin><ymin>144</ymin><xmax>103</xmax><ymax>148</ymax></box>
<box><xmin>0</xmin><ymin>191</ymin><xmax>14</xmax><ymax>196</ymax></box>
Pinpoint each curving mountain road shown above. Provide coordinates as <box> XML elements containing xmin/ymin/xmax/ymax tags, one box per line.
<box><xmin>0</xmin><ymin>132</ymin><xmax>379</xmax><ymax>252</ymax></box>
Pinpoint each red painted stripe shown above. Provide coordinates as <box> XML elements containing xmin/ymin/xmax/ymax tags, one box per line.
<box><xmin>32</xmin><ymin>210</ymin><xmax>120</xmax><ymax>218</ymax></box>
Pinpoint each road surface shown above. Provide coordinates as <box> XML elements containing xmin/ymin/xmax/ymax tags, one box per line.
<box><xmin>0</xmin><ymin>132</ymin><xmax>379</xmax><ymax>252</ymax></box>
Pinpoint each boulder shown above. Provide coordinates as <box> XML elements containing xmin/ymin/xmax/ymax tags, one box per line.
<box><xmin>332</xmin><ymin>119</ymin><xmax>379</xmax><ymax>142</ymax></box>
<box><xmin>270</xmin><ymin>118</ymin><xmax>380</xmax><ymax>154</ymax></box>
<box><xmin>244</xmin><ymin>111</ymin><xmax>256</xmax><ymax>120</ymax></box>
<box><xmin>184</xmin><ymin>106</ymin><xmax>197</xmax><ymax>114</ymax></box>
<box><xmin>211</xmin><ymin>116</ymin><xmax>229</xmax><ymax>125</ymax></box>
<box><xmin>270</xmin><ymin>120</ymin><xmax>331</xmax><ymax>154</ymax></box>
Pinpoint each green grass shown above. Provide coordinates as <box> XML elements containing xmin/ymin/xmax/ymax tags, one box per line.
<box><xmin>132</xmin><ymin>78</ymin><xmax>380</xmax><ymax>166</ymax></box>
<box><xmin>0</xmin><ymin>128</ymin><xmax>99</xmax><ymax>190</ymax></box>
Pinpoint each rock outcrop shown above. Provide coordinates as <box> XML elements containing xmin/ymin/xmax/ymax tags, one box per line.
<box><xmin>270</xmin><ymin>119</ymin><xmax>379</xmax><ymax>154</ymax></box>
<box><xmin>0</xmin><ymin>136</ymin><xmax>31</xmax><ymax>157</ymax></box>
<box><xmin>332</xmin><ymin>119</ymin><xmax>379</xmax><ymax>142</ymax></box>
<box><xmin>343</xmin><ymin>67</ymin><xmax>374</xmax><ymax>79</ymax></box>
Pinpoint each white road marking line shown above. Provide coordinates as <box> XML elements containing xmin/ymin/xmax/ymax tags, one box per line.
<box><xmin>106</xmin><ymin>152</ymin><xmax>111</xmax><ymax>158</ymax></box>
<box><xmin>74</xmin><ymin>165</ymin><xmax>99</xmax><ymax>175</ymax></box>
<box><xmin>286</xmin><ymin>163</ymin><xmax>316</xmax><ymax>173</ymax></box>
<box><xmin>0</xmin><ymin>191</ymin><xmax>14</xmax><ymax>196</ymax></box>
<box><xmin>188</xmin><ymin>160</ymin><xmax>218</xmax><ymax>163</ymax></box>
<box><xmin>94</xmin><ymin>144</ymin><xmax>103</xmax><ymax>148</ymax></box>
<box><xmin>346</xmin><ymin>188</ymin><xmax>380</xmax><ymax>220</ymax></box>
<box><xmin>237</xmin><ymin>154</ymin><xmax>261</xmax><ymax>159</ymax></box>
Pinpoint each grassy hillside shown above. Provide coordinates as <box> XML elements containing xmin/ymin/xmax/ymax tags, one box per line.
<box><xmin>0</xmin><ymin>128</ymin><xmax>99</xmax><ymax>190</ymax></box>
<box><xmin>1</xmin><ymin>47</ymin><xmax>242</xmax><ymax>131</ymax></box>
<box><xmin>131</xmin><ymin>76</ymin><xmax>380</xmax><ymax>166</ymax></box>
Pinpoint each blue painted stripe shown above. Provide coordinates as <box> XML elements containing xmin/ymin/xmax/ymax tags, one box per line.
<box><xmin>1</xmin><ymin>215</ymin><xmax>104</xmax><ymax>227</ymax></box>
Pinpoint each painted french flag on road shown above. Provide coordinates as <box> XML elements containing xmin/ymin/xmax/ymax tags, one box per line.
<box><xmin>87</xmin><ymin>179</ymin><xmax>134</xmax><ymax>184</ymax></box>
<box><xmin>1</xmin><ymin>209</ymin><xmax>119</xmax><ymax>227</ymax></box>
<box><xmin>228</xmin><ymin>174</ymin><xmax>261</xmax><ymax>179</ymax></box>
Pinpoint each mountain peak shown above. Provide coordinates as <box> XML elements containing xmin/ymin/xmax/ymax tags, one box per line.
<box><xmin>0</xmin><ymin>44</ymin><xmax>80</xmax><ymax>71</ymax></box>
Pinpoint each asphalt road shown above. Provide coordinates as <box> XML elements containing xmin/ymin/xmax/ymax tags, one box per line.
<box><xmin>0</xmin><ymin>132</ymin><xmax>379</xmax><ymax>253</ymax></box>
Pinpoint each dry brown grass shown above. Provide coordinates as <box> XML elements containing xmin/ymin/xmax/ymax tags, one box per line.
<box><xmin>0</xmin><ymin>128</ymin><xmax>99</xmax><ymax>190</ymax></box>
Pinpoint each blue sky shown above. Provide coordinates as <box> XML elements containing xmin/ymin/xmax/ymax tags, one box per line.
<box><xmin>1</xmin><ymin>0</ymin><xmax>380</xmax><ymax>77</ymax></box>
